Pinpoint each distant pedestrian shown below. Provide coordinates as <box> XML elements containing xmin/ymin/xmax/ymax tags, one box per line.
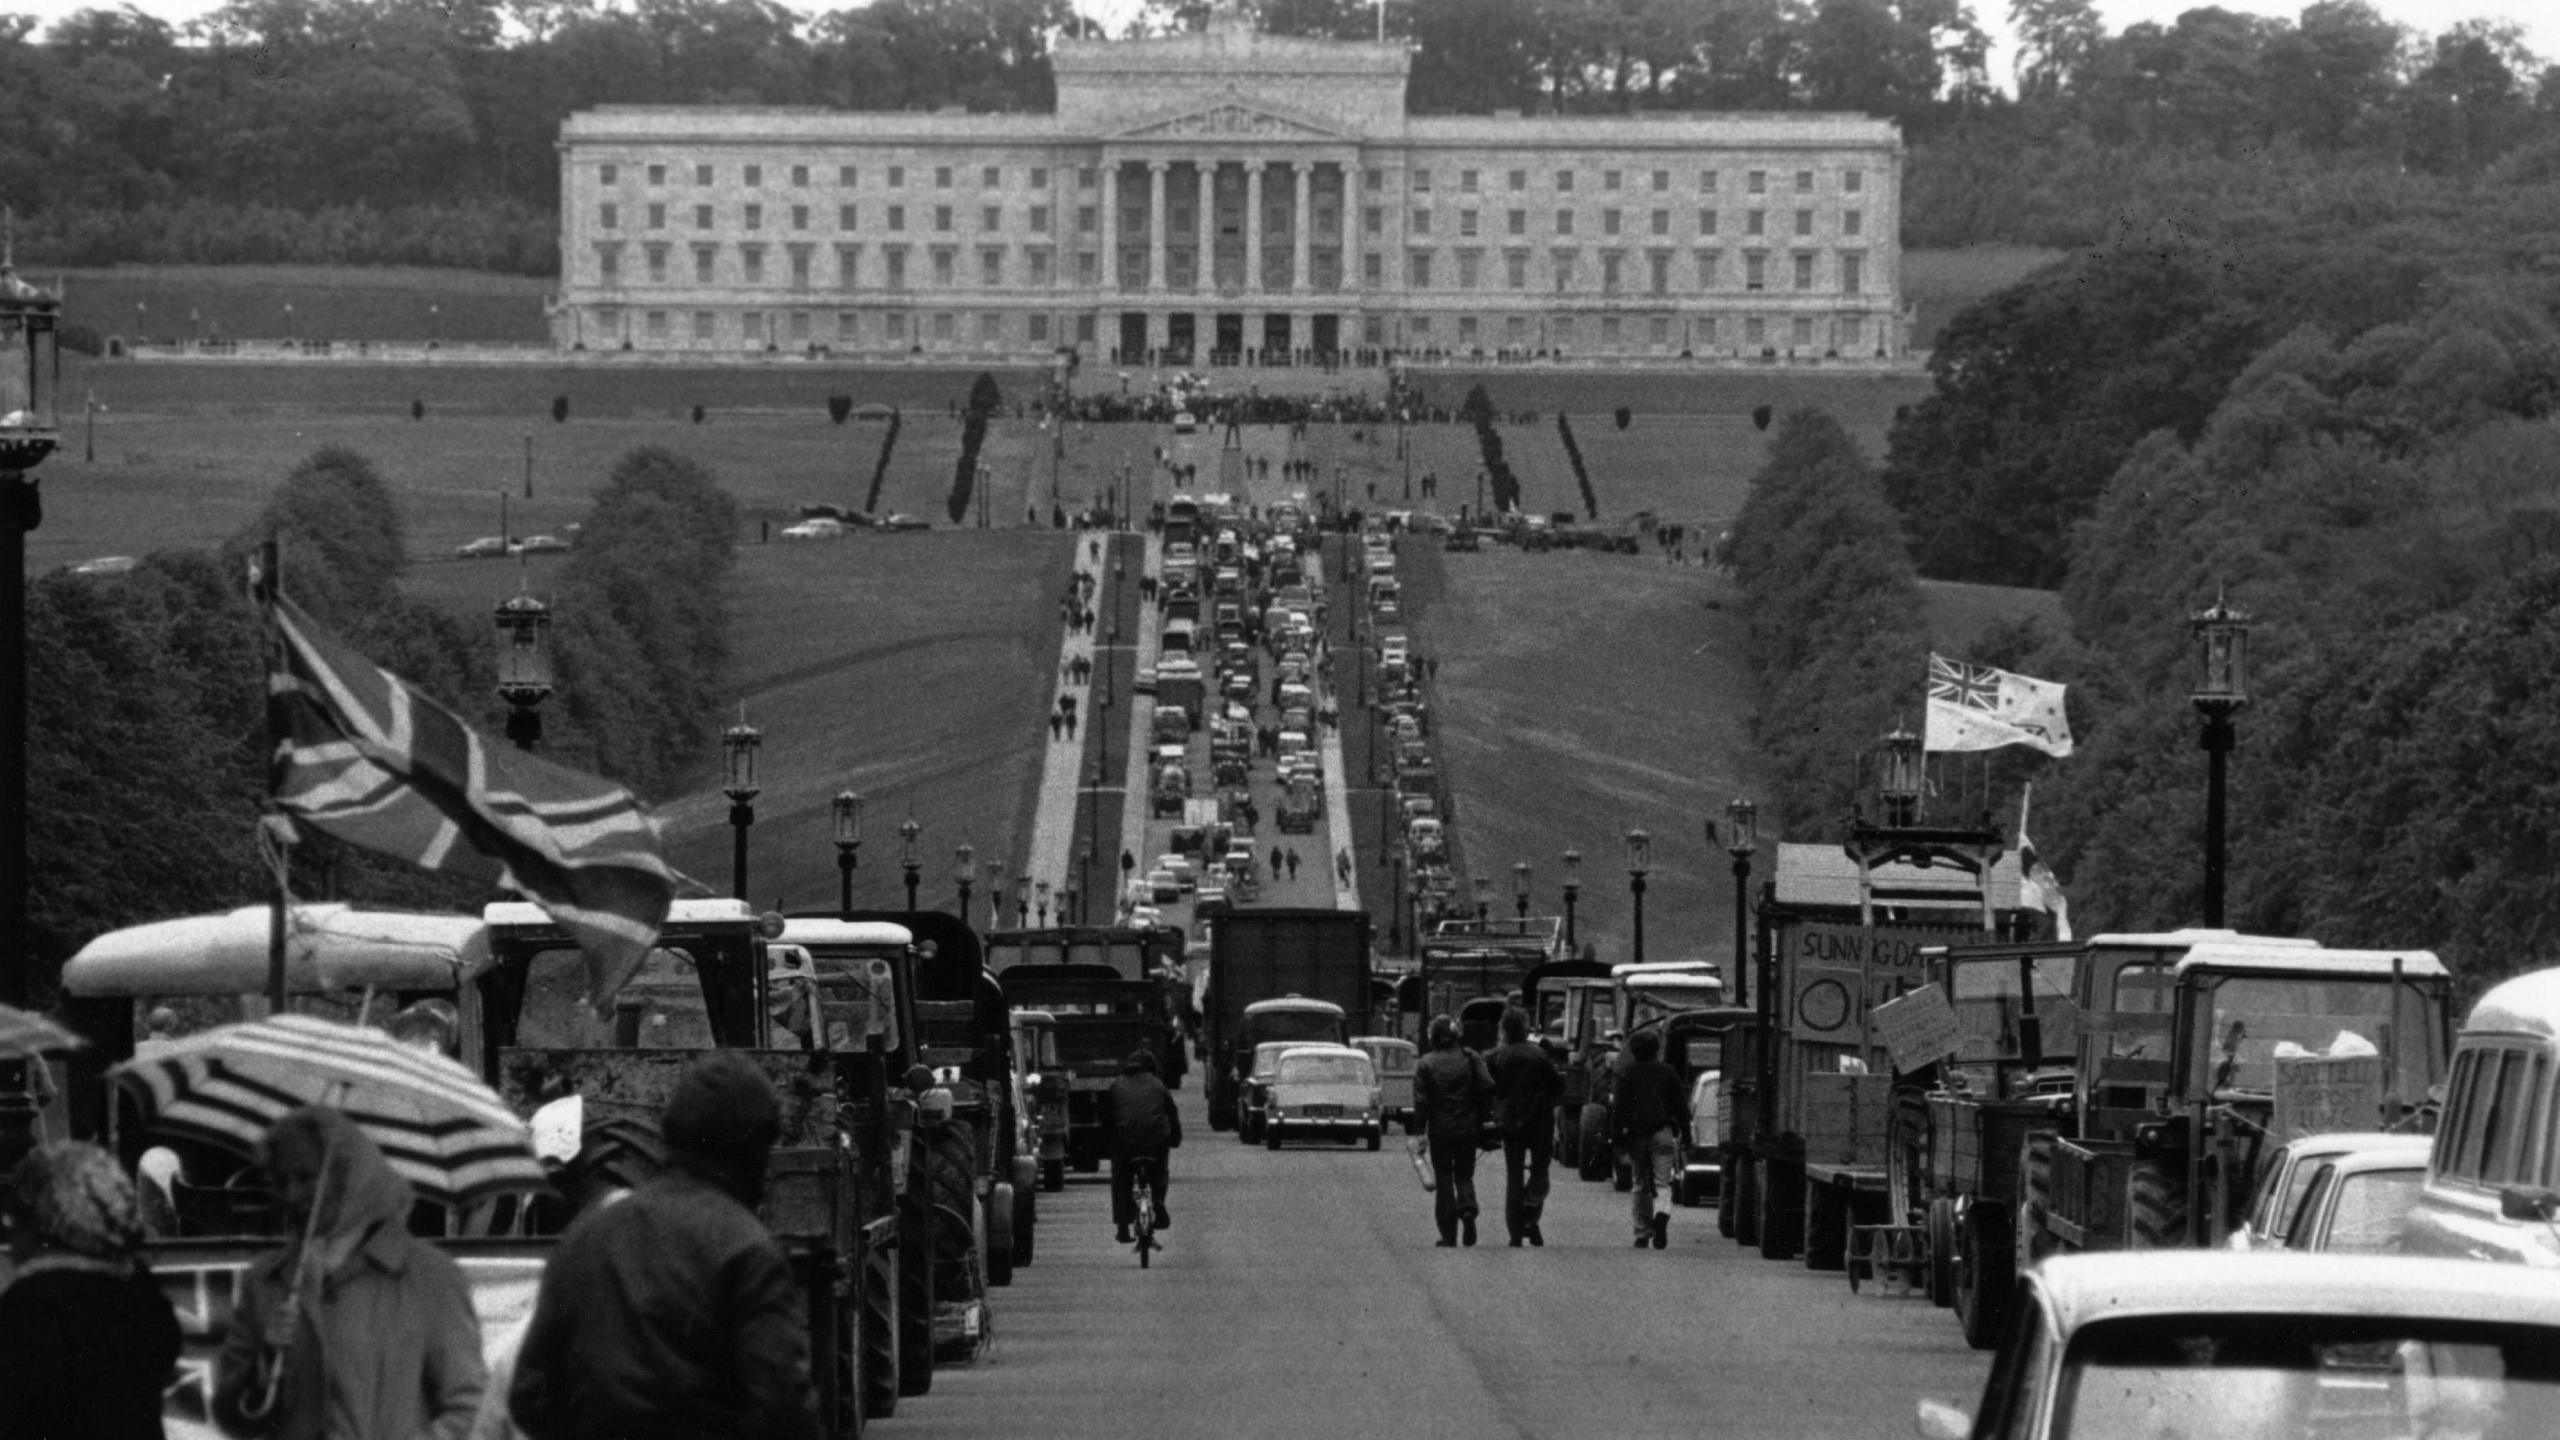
<box><xmin>512</xmin><ymin>1052</ymin><xmax>821</xmax><ymax>1440</ymax></box>
<box><xmin>216</xmin><ymin>1108</ymin><xmax>487</xmax><ymax>1440</ymax></box>
<box><xmin>1050</xmin><ymin>713</ymin><xmax>1064</xmax><ymax>742</ymax></box>
<box><xmin>1269</xmin><ymin>845</ymin><xmax>1282</xmax><ymax>878</ymax></box>
<box><xmin>1063</xmin><ymin>709</ymin><xmax>1077</xmax><ymax>741</ymax></box>
<box><xmin>1285</xmin><ymin>849</ymin><xmax>1300</xmax><ymax>880</ymax></box>
<box><xmin>1611</xmin><ymin>1028</ymin><xmax>1689</xmax><ymax>1250</ymax></box>
<box><xmin>1485</xmin><ymin>1008</ymin><xmax>1562</xmax><ymax>1246</ymax></box>
<box><xmin>1</xmin><ymin>1141</ymin><xmax>182</xmax><ymax>1440</ymax></box>
<box><xmin>1410</xmin><ymin>1015</ymin><xmax>1492</xmax><ymax>1246</ymax></box>
<box><xmin>1334</xmin><ymin>848</ymin><xmax>1352</xmax><ymax>885</ymax></box>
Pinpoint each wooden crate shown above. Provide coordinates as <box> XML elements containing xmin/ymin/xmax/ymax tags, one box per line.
<box><xmin>762</xmin><ymin>1145</ymin><xmax>858</xmax><ymax>1249</ymax></box>
<box><xmin>2047</xmin><ymin>1138</ymin><xmax>2133</xmax><ymax>1249</ymax></box>
<box><xmin>1801</xmin><ymin>1073</ymin><xmax>1892</xmax><ymax>1168</ymax></box>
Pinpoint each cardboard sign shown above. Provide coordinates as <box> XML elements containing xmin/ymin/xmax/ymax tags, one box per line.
<box><xmin>1872</xmin><ymin>983</ymin><xmax>1966</xmax><ymax>1074</ymax></box>
<box><xmin>1786</xmin><ymin>923</ymin><xmax>1947</xmax><ymax>1049</ymax></box>
<box><xmin>1792</xmin><ymin>965</ymin><xmax>1865</xmax><ymax>1041</ymax></box>
<box><xmin>2272</xmin><ymin>1054</ymin><xmax>2387</xmax><ymax>1141</ymax></box>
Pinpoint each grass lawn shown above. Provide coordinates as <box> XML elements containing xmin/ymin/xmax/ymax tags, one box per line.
<box><xmin>407</xmin><ymin>528</ymin><xmax>1075</xmax><ymax>914</ymax></box>
<box><xmin>1903</xmin><ymin>244</ymin><xmax>2065</xmax><ymax>350</ymax></box>
<box><xmin>1394</xmin><ymin>538</ymin><xmax>1763</xmax><ymax>972</ymax></box>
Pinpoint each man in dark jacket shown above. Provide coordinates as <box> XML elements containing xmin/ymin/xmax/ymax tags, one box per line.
<box><xmin>511</xmin><ymin>1052</ymin><xmax>820</xmax><ymax>1440</ymax></box>
<box><xmin>1612</xmin><ymin>1027</ymin><xmax>1690</xmax><ymax>1249</ymax></box>
<box><xmin>1484</xmin><ymin>1007</ymin><xmax>1563</xmax><ymax>1247</ymax></box>
<box><xmin>1410</xmin><ymin>1014</ymin><xmax>1493</xmax><ymax>1247</ymax></box>
<box><xmin>1107</xmin><ymin>1048</ymin><xmax>1180</xmax><ymax>1243</ymax></box>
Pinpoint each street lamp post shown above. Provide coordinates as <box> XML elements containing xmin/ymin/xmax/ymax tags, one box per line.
<box><xmin>522</xmin><ymin>431</ymin><xmax>534</xmax><ymax>500</ymax></box>
<box><xmin>493</xmin><ymin>588</ymin><xmax>554</xmax><ymax>751</ymax></box>
<box><xmin>984</xmin><ymin>859</ymin><xmax>1005</xmax><ymax>931</ymax></box>
<box><xmin>1014</xmin><ymin>875</ymin><xmax>1030</xmax><ymax>929</ymax></box>
<box><xmin>955</xmin><ymin>843</ymin><xmax>975</xmax><ymax>918</ymax></box>
<box><xmin>1472</xmin><ymin>872</ymin><xmax>1490</xmax><ymax>924</ymax></box>
<box><xmin>1561</xmin><ymin>848</ymin><xmax>1582</xmax><ymax>955</ymax></box>
<box><xmin>1</xmin><ymin>236</ymin><xmax>63</xmax><ymax>1170</ymax></box>
<box><xmin>898</xmin><ymin>816</ymin><xmax>922</xmax><ymax>913</ymax></box>
<box><xmin>1625</xmin><ymin>828</ymin><xmax>1651</xmax><ymax>964</ymax></box>
<box><xmin>722</xmin><ymin>712</ymin><xmax>762</xmax><ymax>902</ymax></box>
<box><xmin>1724</xmin><ymin>798</ymin><xmax>1757</xmax><ymax>1006</ymax></box>
<box><xmin>1036</xmin><ymin>879</ymin><xmax>1052</xmax><ymax>927</ymax></box>
<box><xmin>1513</xmin><ymin>860</ymin><xmax>1531</xmax><ymax>920</ymax></box>
<box><xmin>832</xmin><ymin>791</ymin><xmax>865</xmax><ymax>919</ymax></box>
<box><xmin>2191</xmin><ymin>596</ymin><xmax>2251</xmax><ymax>928</ymax></box>
<box><xmin>1389</xmin><ymin>852</ymin><xmax>1404</xmax><ymax>949</ymax></box>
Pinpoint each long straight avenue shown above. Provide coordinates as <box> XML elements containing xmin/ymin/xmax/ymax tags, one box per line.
<box><xmin>899</xmin><ymin>1084</ymin><xmax>1988</xmax><ymax>1440</ymax></box>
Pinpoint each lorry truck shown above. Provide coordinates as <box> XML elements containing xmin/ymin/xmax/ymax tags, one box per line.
<box><xmin>1203</xmin><ymin>908</ymin><xmax>1374</xmax><ymax>1131</ymax></box>
<box><xmin>1722</xmin><ymin>843</ymin><xmax>2031</xmax><ymax>1273</ymax></box>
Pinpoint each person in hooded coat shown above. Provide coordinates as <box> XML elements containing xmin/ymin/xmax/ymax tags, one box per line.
<box><xmin>213</xmin><ymin>1106</ymin><xmax>486</xmax><ymax>1440</ymax></box>
<box><xmin>510</xmin><ymin>1051</ymin><xmax>819</xmax><ymax>1440</ymax></box>
<box><xmin>0</xmin><ymin>1140</ymin><xmax>182</xmax><ymax>1440</ymax></box>
<box><xmin>1105</xmin><ymin>1048</ymin><xmax>1180</xmax><ymax>1243</ymax></box>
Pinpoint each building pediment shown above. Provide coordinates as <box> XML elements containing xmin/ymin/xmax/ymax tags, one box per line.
<box><xmin>1108</xmin><ymin>99</ymin><xmax>1348</xmax><ymax>143</ymax></box>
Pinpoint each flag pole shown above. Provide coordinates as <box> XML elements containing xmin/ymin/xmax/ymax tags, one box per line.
<box><xmin>254</xmin><ymin>536</ymin><xmax>291</xmax><ymax>1014</ymax></box>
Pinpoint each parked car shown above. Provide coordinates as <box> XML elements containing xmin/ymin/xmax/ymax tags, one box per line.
<box><xmin>2283</xmin><ymin>1143</ymin><xmax>2432</xmax><ymax>1254</ymax></box>
<box><xmin>68</xmin><ymin>555</ymin><xmax>139</xmax><ymax>576</ymax></box>
<box><xmin>1261</xmin><ymin>1044</ymin><xmax>1383</xmax><ymax>1151</ymax></box>
<box><xmin>1918</xmin><ymin>1252</ymin><xmax>2560</xmax><ymax>1440</ymax></box>
<box><xmin>1146</xmin><ymin>868</ymin><xmax>1182</xmax><ymax>904</ymax></box>
<box><xmin>516</xmin><ymin>533</ymin><xmax>572</xmax><ymax>554</ymax></box>
<box><xmin>781</xmin><ymin>518</ymin><xmax>847</xmax><ymax>540</ymax></box>
<box><xmin>1154</xmin><ymin>853</ymin><xmax>1196</xmax><ymax>893</ymax></box>
<box><xmin>2231</xmin><ymin>1131</ymin><xmax>2431</xmax><ymax>1251</ymax></box>
<box><xmin>877</xmin><ymin>512</ymin><xmax>929</xmax><ymax>531</ymax></box>
<box><xmin>456</xmin><ymin>535</ymin><xmax>510</xmax><ymax>558</ymax></box>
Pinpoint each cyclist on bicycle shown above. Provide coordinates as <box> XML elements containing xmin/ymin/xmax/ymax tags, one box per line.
<box><xmin>1107</xmin><ymin>1048</ymin><xmax>1180</xmax><ymax>1243</ymax></box>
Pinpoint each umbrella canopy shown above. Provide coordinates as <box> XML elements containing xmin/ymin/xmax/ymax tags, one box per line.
<box><xmin>0</xmin><ymin>1001</ymin><xmax>86</xmax><ymax>1061</ymax></box>
<box><xmin>110</xmin><ymin>1013</ymin><xmax>543</xmax><ymax>1207</ymax></box>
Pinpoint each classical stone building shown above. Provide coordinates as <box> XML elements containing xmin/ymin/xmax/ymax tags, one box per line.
<box><xmin>553</xmin><ymin>15</ymin><xmax>1905</xmax><ymax>363</ymax></box>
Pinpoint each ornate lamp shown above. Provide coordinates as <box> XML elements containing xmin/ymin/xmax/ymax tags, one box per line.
<box><xmin>493</xmin><ymin>589</ymin><xmax>554</xmax><ymax>751</ymax></box>
<box><xmin>1561</xmin><ymin>847</ymin><xmax>1583</xmax><ymax>954</ymax></box>
<box><xmin>832</xmin><ymin>791</ymin><xmax>865</xmax><ymax>918</ymax></box>
<box><xmin>2191</xmin><ymin>594</ymin><xmax>2253</xmax><ymax>926</ymax></box>
<box><xmin>955</xmin><ymin>842</ymin><xmax>976</xmax><ymax>918</ymax></box>
<box><xmin>1878</xmin><ymin>724</ymin><xmax>1924</xmax><ymax>829</ymax></box>
<box><xmin>1725</xmin><ymin>798</ymin><xmax>1758</xmax><ymax>1006</ymax></box>
<box><xmin>1625</xmin><ymin>828</ymin><xmax>1651</xmax><ymax>964</ymax></box>
<box><xmin>898</xmin><ymin>816</ymin><xmax>922</xmax><ymax>912</ymax></box>
<box><xmin>1513</xmin><ymin>860</ymin><xmax>1531</xmax><ymax>920</ymax></box>
<box><xmin>721</xmin><ymin>711</ymin><xmax>762</xmax><ymax>900</ymax></box>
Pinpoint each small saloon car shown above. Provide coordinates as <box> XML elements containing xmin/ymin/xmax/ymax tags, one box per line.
<box><xmin>1260</xmin><ymin>1044</ymin><xmax>1382</xmax><ymax>1151</ymax></box>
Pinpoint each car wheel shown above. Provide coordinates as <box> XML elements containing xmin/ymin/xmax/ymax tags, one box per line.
<box><xmin>1040</xmin><ymin>1159</ymin><xmax>1065</xmax><ymax>1193</ymax></box>
<box><xmin>1266</xmin><ymin>1125</ymin><xmax>1283</xmax><ymax>1151</ymax></box>
<box><xmin>1367</xmin><ymin>1127</ymin><xmax>1382</xmax><ymax>1152</ymax></box>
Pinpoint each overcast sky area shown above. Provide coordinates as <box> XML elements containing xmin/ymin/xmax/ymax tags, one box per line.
<box><xmin>11</xmin><ymin>0</ymin><xmax>2552</xmax><ymax>95</ymax></box>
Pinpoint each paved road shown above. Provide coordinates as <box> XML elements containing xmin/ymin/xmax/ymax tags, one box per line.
<box><xmin>897</xmin><ymin>1085</ymin><xmax>1989</xmax><ymax>1440</ymax></box>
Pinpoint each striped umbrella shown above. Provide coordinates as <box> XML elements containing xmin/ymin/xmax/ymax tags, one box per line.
<box><xmin>0</xmin><ymin>1002</ymin><xmax>86</xmax><ymax>1060</ymax></box>
<box><xmin>109</xmin><ymin>1012</ymin><xmax>544</xmax><ymax>1207</ymax></box>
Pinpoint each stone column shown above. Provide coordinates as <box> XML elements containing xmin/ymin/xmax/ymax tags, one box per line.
<box><xmin>1195</xmin><ymin>161</ymin><xmax>1215</xmax><ymax>293</ymax></box>
<box><xmin>1100</xmin><ymin>161</ymin><xmax>1120</xmax><ymax>294</ymax></box>
<box><xmin>1245</xmin><ymin>161</ymin><xmax>1266</xmax><ymax>295</ymax></box>
<box><xmin>1147</xmin><ymin>160</ymin><xmax>1169</xmax><ymax>294</ymax></box>
<box><xmin>1292</xmin><ymin>161</ymin><xmax>1312</xmax><ymax>293</ymax></box>
<box><xmin>1337</xmin><ymin>159</ymin><xmax>1357</xmax><ymax>293</ymax></box>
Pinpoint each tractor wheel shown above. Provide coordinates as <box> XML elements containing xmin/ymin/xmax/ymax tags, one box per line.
<box><xmin>1578</xmin><ymin>1106</ymin><xmax>1612</xmax><ymax>1180</ymax></box>
<box><xmin>1612</xmin><ymin>1151</ymin><xmax>1634</xmax><ymax>1192</ymax></box>
<box><xmin>925</xmin><ymin>1125</ymin><xmax>985</xmax><ymax>1312</ymax></box>
<box><xmin>1040</xmin><ymin>1159</ymin><xmax>1065</xmax><ymax>1193</ymax></box>
<box><xmin>1803</xmin><ymin>1179</ymin><xmax>1847</xmax><ymax>1271</ymax></box>
<box><xmin>1758</xmin><ymin>1159</ymin><xmax>1800</xmax><ymax>1261</ymax></box>
<box><xmin>1367</xmin><ymin>1127</ymin><xmax>1382</xmax><ymax>1152</ymax></box>
<box><xmin>1011</xmin><ymin>1179</ymin><xmax>1037</xmax><ymax>1268</ymax></box>
<box><xmin>1926</xmin><ymin>1197</ymin><xmax>1959</xmax><ymax>1309</ymax></box>
<box><xmin>2016</xmin><ymin>1132</ymin><xmax>2055</xmax><ymax>1279</ymax></box>
<box><xmin>860</xmin><ymin>1240</ymin><xmax>900</xmax><ymax>1419</ymax></box>
<box><xmin>1956</xmin><ymin>1202</ymin><xmax>2014</xmax><ymax>1351</ymax></box>
<box><xmin>1732</xmin><ymin>1153</ymin><xmax>1759</xmax><ymax>1246</ymax></box>
<box><xmin>2129</xmin><ymin>1158</ymin><xmax>2190</xmax><ymax>1250</ymax></box>
<box><xmin>1554</xmin><ymin>1107</ymin><xmax>1582</xmax><ymax>1168</ymax></box>
<box><xmin>896</xmin><ymin>1190</ymin><xmax>935</xmax><ymax>1397</ymax></box>
<box><xmin>1717</xmin><ymin>1158</ymin><xmax>1738</xmax><ymax>1238</ymax></box>
<box><xmin>1266</xmin><ymin>1124</ymin><xmax>1283</xmax><ymax>1151</ymax></box>
<box><xmin>986</xmin><ymin>1183</ymin><xmax>1016</xmax><ymax>1287</ymax></box>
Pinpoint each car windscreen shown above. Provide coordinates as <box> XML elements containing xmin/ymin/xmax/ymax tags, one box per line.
<box><xmin>2056</xmin><ymin>1315</ymin><xmax>2560</xmax><ymax>1440</ymax></box>
<box><xmin>1249</xmin><ymin>1011</ymin><xmax>1343</xmax><ymax>1045</ymax></box>
<box><xmin>1278</xmin><ymin>1056</ymin><xmax>1372</xmax><ymax>1086</ymax></box>
<box><xmin>2195</xmin><ymin>974</ymin><xmax>2437</xmax><ymax>1099</ymax></box>
<box><xmin>2322</xmin><ymin>1167</ymin><xmax>2425</xmax><ymax>1253</ymax></box>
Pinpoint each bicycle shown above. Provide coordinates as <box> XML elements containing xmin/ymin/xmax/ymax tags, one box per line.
<box><xmin>1129</xmin><ymin>1155</ymin><xmax>1162</xmax><ymax>1269</ymax></box>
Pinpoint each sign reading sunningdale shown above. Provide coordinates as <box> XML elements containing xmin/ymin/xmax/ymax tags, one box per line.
<box><xmin>1787</xmin><ymin>923</ymin><xmax>1943</xmax><ymax>1046</ymax></box>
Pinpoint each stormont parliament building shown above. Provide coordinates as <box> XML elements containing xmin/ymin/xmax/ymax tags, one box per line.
<box><xmin>551</xmin><ymin>13</ymin><xmax>1906</xmax><ymax>365</ymax></box>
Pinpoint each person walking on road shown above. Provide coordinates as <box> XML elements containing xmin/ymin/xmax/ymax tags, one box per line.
<box><xmin>1410</xmin><ymin>1015</ymin><xmax>1492</xmax><ymax>1246</ymax></box>
<box><xmin>1268</xmin><ymin>844</ymin><xmax>1283</xmax><ymax>879</ymax></box>
<box><xmin>214</xmin><ymin>1108</ymin><xmax>487</xmax><ymax>1440</ymax></box>
<box><xmin>1107</xmin><ymin>1049</ymin><xmax>1180</xmax><ymax>1242</ymax></box>
<box><xmin>1334</xmin><ymin>848</ymin><xmax>1352</xmax><ymax>885</ymax></box>
<box><xmin>1611</xmin><ymin>1028</ymin><xmax>1689</xmax><ymax>1250</ymax></box>
<box><xmin>511</xmin><ymin>1052</ymin><xmax>821</xmax><ymax>1440</ymax></box>
<box><xmin>1484</xmin><ymin>1008</ymin><xmax>1563</xmax><ymax>1247</ymax></box>
<box><xmin>1285</xmin><ymin>849</ymin><xmax>1300</xmax><ymax>881</ymax></box>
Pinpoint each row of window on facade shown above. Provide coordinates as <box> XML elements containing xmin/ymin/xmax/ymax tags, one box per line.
<box><xmin>597</xmin><ymin>199</ymin><xmax>1868</xmax><ymax>246</ymax></box>
<box><xmin>594</xmin><ymin>242</ymin><xmax>1869</xmax><ymax>296</ymax></box>
<box><xmin>595</xmin><ymin>160</ymin><xmax>1868</xmax><ymax>200</ymax></box>
<box><xmin>608</xmin><ymin>307</ymin><xmax>1872</xmax><ymax>351</ymax></box>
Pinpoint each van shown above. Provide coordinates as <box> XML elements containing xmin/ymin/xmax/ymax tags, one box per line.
<box><xmin>1351</xmin><ymin>1036</ymin><xmax>1419</xmax><ymax>1124</ymax></box>
<box><xmin>2401</xmin><ymin>967</ymin><xmax>2560</xmax><ymax>1266</ymax></box>
<box><xmin>1160</xmin><ymin>620</ymin><xmax>1196</xmax><ymax>658</ymax></box>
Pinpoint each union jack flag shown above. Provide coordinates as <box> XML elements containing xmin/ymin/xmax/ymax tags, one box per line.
<box><xmin>268</xmin><ymin>593</ymin><xmax>686</xmax><ymax>1008</ymax></box>
<box><xmin>1924</xmin><ymin>652</ymin><xmax>2075</xmax><ymax>757</ymax></box>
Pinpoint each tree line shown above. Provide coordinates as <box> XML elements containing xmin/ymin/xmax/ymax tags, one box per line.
<box><xmin>1737</xmin><ymin>247</ymin><xmax>2560</xmax><ymax>990</ymax></box>
<box><xmin>2</xmin><ymin>0</ymin><xmax>2551</xmax><ymax>271</ymax></box>
<box><xmin>23</xmin><ymin>444</ymin><xmax>739</xmax><ymax>1001</ymax></box>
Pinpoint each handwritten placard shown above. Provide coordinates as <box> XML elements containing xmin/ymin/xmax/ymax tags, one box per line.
<box><xmin>1873</xmin><ymin>983</ymin><xmax>1966</xmax><ymax>1073</ymax></box>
